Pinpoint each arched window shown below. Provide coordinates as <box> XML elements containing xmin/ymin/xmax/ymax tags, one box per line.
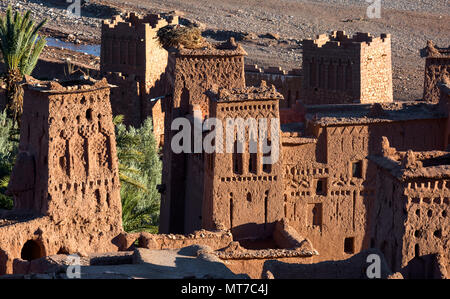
<box><xmin>229</xmin><ymin>193</ymin><xmax>234</xmax><ymax>230</ymax></box>
<box><xmin>233</xmin><ymin>140</ymin><xmax>243</xmax><ymax>175</ymax></box>
<box><xmin>264</xmin><ymin>191</ymin><xmax>269</xmax><ymax>230</ymax></box>
<box><xmin>249</xmin><ymin>152</ymin><xmax>257</xmax><ymax>174</ymax></box>
<box><xmin>263</xmin><ymin>139</ymin><xmax>272</xmax><ymax>174</ymax></box>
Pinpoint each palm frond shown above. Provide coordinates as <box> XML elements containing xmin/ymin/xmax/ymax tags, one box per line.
<box><xmin>0</xmin><ymin>6</ymin><xmax>47</xmax><ymax>125</ymax></box>
<box><xmin>113</xmin><ymin>114</ymin><xmax>125</xmax><ymax>126</ymax></box>
<box><xmin>115</xmin><ymin>116</ymin><xmax>162</xmax><ymax>232</ymax></box>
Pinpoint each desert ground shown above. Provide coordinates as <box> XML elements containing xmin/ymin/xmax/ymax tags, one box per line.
<box><xmin>1</xmin><ymin>0</ymin><xmax>449</xmax><ymax>101</ymax></box>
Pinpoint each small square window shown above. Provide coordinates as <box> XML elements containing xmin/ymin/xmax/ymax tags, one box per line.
<box><xmin>344</xmin><ymin>237</ymin><xmax>355</xmax><ymax>254</ymax></box>
<box><xmin>316</xmin><ymin>179</ymin><xmax>327</xmax><ymax>195</ymax></box>
<box><xmin>352</xmin><ymin>161</ymin><xmax>363</xmax><ymax>178</ymax></box>
<box><xmin>310</xmin><ymin>203</ymin><xmax>323</xmax><ymax>227</ymax></box>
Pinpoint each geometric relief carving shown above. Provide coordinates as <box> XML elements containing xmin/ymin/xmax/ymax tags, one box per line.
<box><xmin>92</xmin><ymin>132</ymin><xmax>110</xmax><ymax>170</ymax></box>
<box><xmin>70</xmin><ymin>132</ymin><xmax>88</xmax><ymax>180</ymax></box>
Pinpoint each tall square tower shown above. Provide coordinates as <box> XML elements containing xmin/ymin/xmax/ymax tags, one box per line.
<box><xmin>301</xmin><ymin>31</ymin><xmax>393</xmax><ymax>105</ymax></box>
<box><xmin>202</xmin><ymin>82</ymin><xmax>285</xmax><ymax>240</ymax></box>
<box><xmin>8</xmin><ymin>78</ymin><xmax>122</xmax><ymax>236</ymax></box>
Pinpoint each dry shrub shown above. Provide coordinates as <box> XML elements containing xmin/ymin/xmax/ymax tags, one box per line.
<box><xmin>157</xmin><ymin>25</ymin><xmax>206</xmax><ymax>49</ymax></box>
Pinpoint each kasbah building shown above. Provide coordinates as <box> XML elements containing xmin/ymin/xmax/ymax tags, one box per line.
<box><xmin>0</xmin><ymin>12</ymin><xmax>448</xmax><ymax>279</ymax></box>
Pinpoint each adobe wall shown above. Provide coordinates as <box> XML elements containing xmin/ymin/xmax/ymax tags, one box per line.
<box><xmin>439</xmin><ymin>83</ymin><xmax>450</xmax><ymax>149</ymax></box>
<box><xmin>101</xmin><ymin>13</ymin><xmax>177</xmax><ymax>85</ymax></box>
<box><xmin>183</xmin><ymin>146</ymin><xmax>206</xmax><ymax>233</ymax></box>
<box><xmin>104</xmin><ymin>72</ymin><xmax>142</xmax><ymax>127</ymax></box>
<box><xmin>245</xmin><ymin>64</ymin><xmax>302</xmax><ymax>109</ymax></box>
<box><xmin>301</xmin><ymin>31</ymin><xmax>393</xmax><ymax>105</ymax></box>
<box><xmin>359</xmin><ymin>34</ymin><xmax>393</xmax><ymax>103</ymax></box>
<box><xmin>423</xmin><ymin>42</ymin><xmax>450</xmax><ymax>103</ymax></box>
<box><xmin>370</xmin><ymin>148</ymin><xmax>450</xmax><ymax>279</ymax></box>
<box><xmin>199</xmin><ymin>220</ymin><xmax>317</xmax><ymax>279</ymax></box>
<box><xmin>0</xmin><ymin>216</ymin><xmax>55</xmax><ymax>274</ymax></box>
<box><xmin>170</xmin><ymin>41</ymin><xmax>247</xmax><ymax>117</ymax></box>
<box><xmin>280</xmin><ymin>105</ymin><xmax>446</xmax><ymax>261</ymax></box>
<box><xmin>279</xmin><ymin>100</ymin><xmax>305</xmax><ymax>124</ymax></box>
<box><xmin>100</xmin><ymin>13</ymin><xmax>179</xmax><ymax>147</ymax></box>
<box><xmin>138</xmin><ymin>230</ymin><xmax>233</xmax><ymax>251</ymax></box>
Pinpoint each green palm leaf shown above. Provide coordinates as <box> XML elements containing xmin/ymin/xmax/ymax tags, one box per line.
<box><xmin>0</xmin><ymin>6</ymin><xmax>47</xmax><ymax>126</ymax></box>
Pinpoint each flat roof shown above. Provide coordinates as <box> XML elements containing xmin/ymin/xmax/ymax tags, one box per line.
<box><xmin>306</xmin><ymin>101</ymin><xmax>446</xmax><ymax>126</ymax></box>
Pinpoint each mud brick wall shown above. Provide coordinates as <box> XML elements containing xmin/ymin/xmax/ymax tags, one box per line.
<box><xmin>202</xmin><ymin>85</ymin><xmax>285</xmax><ymax>240</ymax></box>
<box><xmin>101</xmin><ymin>13</ymin><xmax>177</xmax><ymax>83</ymax></box>
<box><xmin>245</xmin><ymin>64</ymin><xmax>302</xmax><ymax>109</ymax></box>
<box><xmin>280</xmin><ymin>112</ymin><xmax>446</xmax><ymax>262</ymax></box>
<box><xmin>360</xmin><ymin>34</ymin><xmax>393</xmax><ymax>103</ymax></box>
<box><xmin>424</xmin><ymin>56</ymin><xmax>450</xmax><ymax>103</ymax></box>
<box><xmin>171</xmin><ymin>46</ymin><xmax>247</xmax><ymax>117</ymax></box>
<box><xmin>371</xmin><ymin>152</ymin><xmax>449</xmax><ymax>278</ymax></box>
<box><xmin>101</xmin><ymin>13</ymin><xmax>177</xmax><ymax>141</ymax></box>
<box><xmin>139</xmin><ymin>230</ymin><xmax>233</xmax><ymax>251</ymax></box>
<box><xmin>279</xmin><ymin>100</ymin><xmax>305</xmax><ymax>124</ymax></box>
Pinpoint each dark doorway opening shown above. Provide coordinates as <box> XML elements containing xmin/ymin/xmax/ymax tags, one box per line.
<box><xmin>21</xmin><ymin>240</ymin><xmax>45</xmax><ymax>261</ymax></box>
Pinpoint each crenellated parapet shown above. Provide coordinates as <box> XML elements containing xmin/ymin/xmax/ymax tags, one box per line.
<box><xmin>101</xmin><ymin>13</ymin><xmax>178</xmax><ymax>82</ymax></box>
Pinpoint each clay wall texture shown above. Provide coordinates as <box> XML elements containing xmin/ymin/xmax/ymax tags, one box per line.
<box><xmin>202</xmin><ymin>85</ymin><xmax>285</xmax><ymax>240</ymax></box>
<box><xmin>370</xmin><ymin>149</ymin><xmax>449</xmax><ymax>279</ymax></box>
<box><xmin>281</xmin><ymin>106</ymin><xmax>446</xmax><ymax>260</ymax></box>
<box><xmin>423</xmin><ymin>44</ymin><xmax>450</xmax><ymax>103</ymax></box>
<box><xmin>301</xmin><ymin>31</ymin><xmax>393</xmax><ymax>105</ymax></box>
<box><xmin>138</xmin><ymin>230</ymin><xmax>233</xmax><ymax>251</ymax></box>
<box><xmin>244</xmin><ymin>64</ymin><xmax>302</xmax><ymax>109</ymax></box>
<box><xmin>100</xmin><ymin>13</ymin><xmax>178</xmax><ymax>145</ymax></box>
<box><xmin>0</xmin><ymin>78</ymin><xmax>123</xmax><ymax>274</ymax></box>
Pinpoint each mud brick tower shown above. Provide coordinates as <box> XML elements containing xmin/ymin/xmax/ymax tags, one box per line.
<box><xmin>301</xmin><ymin>31</ymin><xmax>393</xmax><ymax>105</ymax></box>
<box><xmin>0</xmin><ymin>78</ymin><xmax>123</xmax><ymax>274</ymax></box>
<box><xmin>203</xmin><ymin>83</ymin><xmax>285</xmax><ymax>240</ymax></box>
<box><xmin>101</xmin><ymin>13</ymin><xmax>178</xmax><ymax>143</ymax></box>
<box><xmin>159</xmin><ymin>39</ymin><xmax>247</xmax><ymax>234</ymax></box>
<box><xmin>422</xmin><ymin>41</ymin><xmax>450</xmax><ymax>103</ymax></box>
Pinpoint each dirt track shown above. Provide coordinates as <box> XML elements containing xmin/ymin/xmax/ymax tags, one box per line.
<box><xmin>1</xmin><ymin>0</ymin><xmax>449</xmax><ymax>101</ymax></box>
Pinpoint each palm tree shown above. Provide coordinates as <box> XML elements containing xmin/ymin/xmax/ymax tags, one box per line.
<box><xmin>0</xmin><ymin>6</ymin><xmax>47</xmax><ymax>126</ymax></box>
<box><xmin>114</xmin><ymin>115</ymin><xmax>162</xmax><ymax>233</ymax></box>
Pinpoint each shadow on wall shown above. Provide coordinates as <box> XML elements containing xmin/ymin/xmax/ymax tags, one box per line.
<box><xmin>0</xmin><ymin>249</ymin><xmax>8</xmax><ymax>275</ymax></box>
<box><xmin>231</xmin><ymin>222</ymin><xmax>275</xmax><ymax>242</ymax></box>
<box><xmin>402</xmin><ymin>254</ymin><xmax>447</xmax><ymax>279</ymax></box>
<box><xmin>262</xmin><ymin>249</ymin><xmax>393</xmax><ymax>279</ymax></box>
